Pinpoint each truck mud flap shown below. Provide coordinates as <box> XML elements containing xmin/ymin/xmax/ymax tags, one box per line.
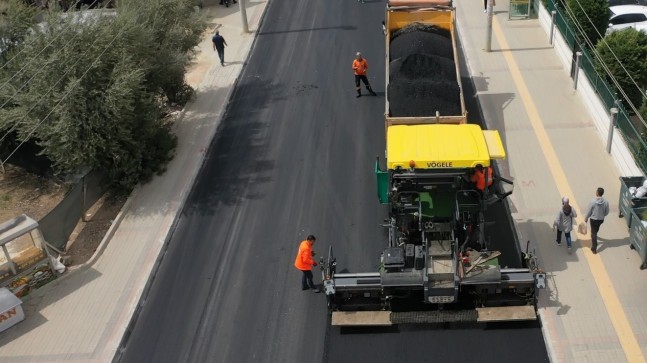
<box><xmin>476</xmin><ymin>306</ymin><xmax>537</xmax><ymax>322</ymax></box>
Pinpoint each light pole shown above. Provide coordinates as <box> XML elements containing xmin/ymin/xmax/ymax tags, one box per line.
<box><xmin>238</xmin><ymin>0</ymin><xmax>249</xmax><ymax>33</ymax></box>
<box><xmin>485</xmin><ymin>0</ymin><xmax>494</xmax><ymax>52</ymax></box>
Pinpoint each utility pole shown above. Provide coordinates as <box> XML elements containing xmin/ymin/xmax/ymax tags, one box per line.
<box><xmin>238</xmin><ymin>0</ymin><xmax>249</xmax><ymax>33</ymax></box>
<box><xmin>485</xmin><ymin>0</ymin><xmax>494</xmax><ymax>52</ymax></box>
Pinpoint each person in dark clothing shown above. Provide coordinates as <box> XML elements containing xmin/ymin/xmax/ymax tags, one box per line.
<box><xmin>212</xmin><ymin>31</ymin><xmax>228</xmax><ymax>66</ymax></box>
<box><xmin>584</xmin><ymin>187</ymin><xmax>610</xmax><ymax>254</ymax></box>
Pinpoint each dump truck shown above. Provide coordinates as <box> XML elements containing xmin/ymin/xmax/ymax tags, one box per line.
<box><xmin>320</xmin><ymin>1</ymin><xmax>545</xmax><ymax>326</ymax></box>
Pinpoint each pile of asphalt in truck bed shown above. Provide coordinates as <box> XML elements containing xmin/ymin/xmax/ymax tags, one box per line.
<box><xmin>388</xmin><ymin>23</ymin><xmax>461</xmax><ymax>117</ymax></box>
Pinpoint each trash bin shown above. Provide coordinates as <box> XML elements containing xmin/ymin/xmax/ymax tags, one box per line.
<box><xmin>619</xmin><ymin>176</ymin><xmax>647</xmax><ymax>227</ymax></box>
<box><xmin>629</xmin><ymin>207</ymin><xmax>647</xmax><ymax>270</ymax></box>
<box><xmin>0</xmin><ymin>287</ymin><xmax>24</xmax><ymax>333</ymax></box>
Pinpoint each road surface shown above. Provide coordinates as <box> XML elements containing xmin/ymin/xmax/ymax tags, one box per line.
<box><xmin>118</xmin><ymin>1</ymin><xmax>549</xmax><ymax>362</ymax></box>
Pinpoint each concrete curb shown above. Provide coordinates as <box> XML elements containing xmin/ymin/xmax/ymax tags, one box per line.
<box><xmin>84</xmin><ymin>187</ymin><xmax>141</xmax><ymax>267</ymax></box>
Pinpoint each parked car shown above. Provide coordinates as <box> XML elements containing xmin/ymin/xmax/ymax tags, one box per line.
<box><xmin>608</xmin><ymin>0</ymin><xmax>647</xmax><ymax>7</ymax></box>
<box><xmin>607</xmin><ymin>5</ymin><xmax>647</xmax><ymax>34</ymax></box>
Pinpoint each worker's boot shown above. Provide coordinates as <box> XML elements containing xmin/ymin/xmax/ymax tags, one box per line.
<box><xmin>368</xmin><ymin>86</ymin><xmax>377</xmax><ymax>96</ymax></box>
<box><xmin>356</xmin><ymin>89</ymin><xmax>361</xmax><ymax>98</ymax></box>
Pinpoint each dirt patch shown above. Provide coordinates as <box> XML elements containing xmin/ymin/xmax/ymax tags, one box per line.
<box><xmin>0</xmin><ymin>165</ymin><xmax>125</xmax><ymax>269</ymax></box>
<box><xmin>65</xmin><ymin>193</ymin><xmax>126</xmax><ymax>269</ymax></box>
<box><xmin>0</xmin><ymin>166</ymin><xmax>68</xmax><ymax>222</ymax></box>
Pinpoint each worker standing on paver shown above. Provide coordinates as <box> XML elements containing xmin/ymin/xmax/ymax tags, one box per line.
<box><xmin>352</xmin><ymin>52</ymin><xmax>377</xmax><ymax>98</ymax></box>
<box><xmin>212</xmin><ymin>31</ymin><xmax>228</xmax><ymax>66</ymax></box>
<box><xmin>294</xmin><ymin>235</ymin><xmax>320</xmax><ymax>293</ymax></box>
<box><xmin>584</xmin><ymin>187</ymin><xmax>610</xmax><ymax>254</ymax></box>
<box><xmin>554</xmin><ymin>196</ymin><xmax>577</xmax><ymax>252</ymax></box>
<box><xmin>470</xmin><ymin>164</ymin><xmax>493</xmax><ymax>193</ymax></box>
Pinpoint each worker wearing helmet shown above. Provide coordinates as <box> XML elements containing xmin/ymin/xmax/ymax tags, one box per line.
<box><xmin>470</xmin><ymin>164</ymin><xmax>493</xmax><ymax>192</ymax></box>
<box><xmin>352</xmin><ymin>52</ymin><xmax>377</xmax><ymax>98</ymax></box>
<box><xmin>294</xmin><ymin>235</ymin><xmax>320</xmax><ymax>293</ymax></box>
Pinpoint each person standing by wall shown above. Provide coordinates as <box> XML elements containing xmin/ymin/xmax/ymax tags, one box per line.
<box><xmin>294</xmin><ymin>235</ymin><xmax>320</xmax><ymax>293</ymax></box>
<box><xmin>584</xmin><ymin>187</ymin><xmax>610</xmax><ymax>254</ymax></box>
<box><xmin>212</xmin><ymin>31</ymin><xmax>228</xmax><ymax>66</ymax></box>
<box><xmin>352</xmin><ymin>52</ymin><xmax>377</xmax><ymax>98</ymax></box>
<box><xmin>554</xmin><ymin>196</ymin><xmax>577</xmax><ymax>252</ymax></box>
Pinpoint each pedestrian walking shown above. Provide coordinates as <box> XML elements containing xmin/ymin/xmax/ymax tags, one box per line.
<box><xmin>584</xmin><ymin>187</ymin><xmax>610</xmax><ymax>254</ymax></box>
<box><xmin>554</xmin><ymin>196</ymin><xmax>577</xmax><ymax>252</ymax></box>
<box><xmin>483</xmin><ymin>0</ymin><xmax>496</xmax><ymax>12</ymax></box>
<box><xmin>212</xmin><ymin>31</ymin><xmax>228</xmax><ymax>66</ymax></box>
<box><xmin>352</xmin><ymin>52</ymin><xmax>377</xmax><ymax>98</ymax></box>
<box><xmin>294</xmin><ymin>235</ymin><xmax>320</xmax><ymax>293</ymax></box>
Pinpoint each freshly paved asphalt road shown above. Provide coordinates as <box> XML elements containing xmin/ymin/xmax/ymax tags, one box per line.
<box><xmin>119</xmin><ymin>0</ymin><xmax>549</xmax><ymax>362</ymax></box>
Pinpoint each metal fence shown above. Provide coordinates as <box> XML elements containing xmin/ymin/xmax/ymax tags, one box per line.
<box><xmin>38</xmin><ymin>170</ymin><xmax>108</xmax><ymax>251</ymax></box>
<box><xmin>545</xmin><ymin>0</ymin><xmax>647</xmax><ymax>172</ymax></box>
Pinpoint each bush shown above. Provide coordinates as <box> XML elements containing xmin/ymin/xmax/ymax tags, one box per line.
<box><xmin>565</xmin><ymin>0</ymin><xmax>609</xmax><ymax>47</ymax></box>
<box><xmin>0</xmin><ymin>0</ymin><xmax>206</xmax><ymax>191</ymax></box>
<box><xmin>595</xmin><ymin>28</ymin><xmax>647</xmax><ymax>111</ymax></box>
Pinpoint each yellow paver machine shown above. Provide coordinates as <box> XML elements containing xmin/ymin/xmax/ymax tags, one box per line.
<box><xmin>319</xmin><ymin>2</ymin><xmax>546</xmax><ymax>326</ymax></box>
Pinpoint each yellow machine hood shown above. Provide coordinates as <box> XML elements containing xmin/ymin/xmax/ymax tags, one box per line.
<box><xmin>386</xmin><ymin>124</ymin><xmax>505</xmax><ymax>170</ymax></box>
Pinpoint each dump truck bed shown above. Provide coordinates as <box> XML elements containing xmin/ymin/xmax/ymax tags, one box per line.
<box><xmin>385</xmin><ymin>4</ymin><xmax>466</xmax><ymax>129</ymax></box>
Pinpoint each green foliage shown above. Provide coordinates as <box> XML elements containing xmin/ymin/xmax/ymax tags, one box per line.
<box><xmin>565</xmin><ymin>0</ymin><xmax>609</xmax><ymax>47</ymax></box>
<box><xmin>634</xmin><ymin>100</ymin><xmax>647</xmax><ymax>171</ymax></box>
<box><xmin>595</xmin><ymin>28</ymin><xmax>647</xmax><ymax>111</ymax></box>
<box><xmin>0</xmin><ymin>0</ymin><xmax>38</xmax><ymax>55</ymax></box>
<box><xmin>0</xmin><ymin>0</ymin><xmax>205</xmax><ymax>190</ymax></box>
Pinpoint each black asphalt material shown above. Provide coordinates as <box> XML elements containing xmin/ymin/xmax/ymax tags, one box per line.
<box><xmin>389</xmin><ymin>53</ymin><xmax>456</xmax><ymax>82</ymax></box>
<box><xmin>388</xmin><ymin>24</ymin><xmax>460</xmax><ymax>117</ymax></box>
<box><xmin>117</xmin><ymin>1</ymin><xmax>548</xmax><ymax>362</ymax></box>
<box><xmin>388</xmin><ymin>78</ymin><xmax>462</xmax><ymax>117</ymax></box>
<box><xmin>389</xmin><ymin>25</ymin><xmax>453</xmax><ymax>60</ymax></box>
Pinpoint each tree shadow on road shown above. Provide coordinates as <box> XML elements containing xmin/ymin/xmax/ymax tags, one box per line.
<box><xmin>182</xmin><ymin>77</ymin><xmax>276</xmax><ymax>217</ymax></box>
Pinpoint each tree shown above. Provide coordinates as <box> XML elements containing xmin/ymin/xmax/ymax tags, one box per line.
<box><xmin>0</xmin><ymin>0</ymin><xmax>206</xmax><ymax>190</ymax></box>
<box><xmin>565</xmin><ymin>0</ymin><xmax>608</xmax><ymax>47</ymax></box>
<box><xmin>594</xmin><ymin>28</ymin><xmax>647</xmax><ymax>112</ymax></box>
<box><xmin>0</xmin><ymin>0</ymin><xmax>38</xmax><ymax>57</ymax></box>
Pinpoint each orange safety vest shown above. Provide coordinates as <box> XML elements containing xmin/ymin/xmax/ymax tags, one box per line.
<box><xmin>352</xmin><ymin>58</ymin><xmax>368</xmax><ymax>76</ymax></box>
<box><xmin>294</xmin><ymin>240</ymin><xmax>315</xmax><ymax>271</ymax></box>
<box><xmin>470</xmin><ymin>168</ymin><xmax>493</xmax><ymax>191</ymax></box>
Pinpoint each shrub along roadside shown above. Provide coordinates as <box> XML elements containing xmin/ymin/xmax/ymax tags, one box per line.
<box><xmin>0</xmin><ymin>0</ymin><xmax>206</xmax><ymax>191</ymax></box>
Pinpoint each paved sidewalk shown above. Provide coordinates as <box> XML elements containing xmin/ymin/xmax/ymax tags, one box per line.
<box><xmin>456</xmin><ymin>2</ymin><xmax>647</xmax><ymax>363</ymax></box>
<box><xmin>0</xmin><ymin>1</ymin><xmax>267</xmax><ymax>362</ymax></box>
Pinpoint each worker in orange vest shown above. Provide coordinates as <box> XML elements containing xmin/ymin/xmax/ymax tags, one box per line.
<box><xmin>294</xmin><ymin>235</ymin><xmax>320</xmax><ymax>293</ymax></box>
<box><xmin>352</xmin><ymin>52</ymin><xmax>377</xmax><ymax>98</ymax></box>
<box><xmin>470</xmin><ymin>164</ymin><xmax>493</xmax><ymax>192</ymax></box>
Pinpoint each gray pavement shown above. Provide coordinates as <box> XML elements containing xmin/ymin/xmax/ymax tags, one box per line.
<box><xmin>0</xmin><ymin>0</ymin><xmax>646</xmax><ymax>362</ymax></box>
